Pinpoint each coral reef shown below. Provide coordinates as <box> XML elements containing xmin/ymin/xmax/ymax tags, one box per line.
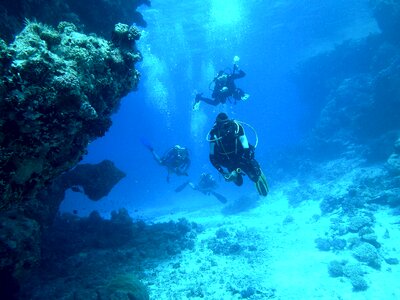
<box><xmin>348</xmin><ymin>215</ymin><xmax>373</xmax><ymax>233</ymax></box>
<box><xmin>292</xmin><ymin>14</ymin><xmax>400</xmax><ymax>164</ymax></box>
<box><xmin>106</xmin><ymin>274</ymin><xmax>149</xmax><ymax>300</ymax></box>
<box><xmin>315</xmin><ymin>237</ymin><xmax>347</xmax><ymax>251</ymax></box>
<box><xmin>30</xmin><ymin>160</ymin><xmax>126</xmax><ymax>226</ymax></box>
<box><xmin>0</xmin><ymin>1</ymin><xmax>147</xmax><ymax>298</ymax></box>
<box><xmin>317</xmin><ymin>162</ymin><xmax>400</xmax><ymax>213</ymax></box>
<box><xmin>0</xmin><ymin>22</ymin><xmax>139</xmax><ymax>210</ymax></box>
<box><xmin>317</xmin><ymin>207</ymin><xmax>390</xmax><ymax>292</ymax></box>
<box><xmin>327</xmin><ymin>260</ymin><xmax>368</xmax><ymax>291</ymax></box>
<box><xmin>40</xmin><ymin>210</ymin><xmax>198</xmax><ymax>262</ymax></box>
<box><xmin>0</xmin><ymin>0</ymin><xmax>151</xmax><ymax>43</ymax></box>
<box><xmin>19</xmin><ymin>211</ymin><xmax>198</xmax><ymax>299</ymax></box>
<box><xmin>207</xmin><ymin>227</ymin><xmax>260</xmax><ymax>256</ymax></box>
<box><xmin>0</xmin><ymin>210</ymin><xmax>41</xmax><ymax>298</ymax></box>
<box><xmin>353</xmin><ymin>242</ymin><xmax>381</xmax><ymax>269</ymax></box>
<box><xmin>0</xmin><ymin>20</ymin><xmax>141</xmax><ymax>299</ymax></box>
<box><xmin>327</xmin><ymin>260</ymin><xmax>345</xmax><ymax>277</ymax></box>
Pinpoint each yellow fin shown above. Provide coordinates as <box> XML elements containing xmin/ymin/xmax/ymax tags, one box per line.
<box><xmin>255</xmin><ymin>170</ymin><xmax>269</xmax><ymax>197</ymax></box>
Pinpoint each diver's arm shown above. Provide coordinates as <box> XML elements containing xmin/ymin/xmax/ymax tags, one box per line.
<box><xmin>151</xmin><ymin>150</ymin><xmax>163</xmax><ymax>165</ymax></box>
<box><xmin>239</xmin><ymin>135</ymin><xmax>249</xmax><ymax>149</ymax></box>
<box><xmin>232</xmin><ymin>69</ymin><xmax>245</xmax><ymax>79</ymax></box>
<box><xmin>238</xmin><ymin>126</ymin><xmax>251</xmax><ymax>159</ymax></box>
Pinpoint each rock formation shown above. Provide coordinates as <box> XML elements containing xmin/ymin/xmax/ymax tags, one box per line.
<box><xmin>0</xmin><ymin>1</ymin><xmax>148</xmax><ymax>297</ymax></box>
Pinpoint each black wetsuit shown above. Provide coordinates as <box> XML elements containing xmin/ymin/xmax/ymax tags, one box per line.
<box><xmin>209</xmin><ymin>120</ymin><xmax>261</xmax><ymax>184</ymax></box>
<box><xmin>198</xmin><ymin>69</ymin><xmax>246</xmax><ymax>106</ymax></box>
<box><xmin>161</xmin><ymin>147</ymin><xmax>190</xmax><ymax>177</ymax></box>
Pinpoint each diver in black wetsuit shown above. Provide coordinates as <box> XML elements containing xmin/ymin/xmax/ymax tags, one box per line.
<box><xmin>175</xmin><ymin>173</ymin><xmax>228</xmax><ymax>203</ymax></box>
<box><xmin>207</xmin><ymin>113</ymin><xmax>268</xmax><ymax>196</ymax></box>
<box><xmin>194</xmin><ymin>63</ymin><xmax>249</xmax><ymax>108</ymax></box>
<box><xmin>145</xmin><ymin>144</ymin><xmax>190</xmax><ymax>182</ymax></box>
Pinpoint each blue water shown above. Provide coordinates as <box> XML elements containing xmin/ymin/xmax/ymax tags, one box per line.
<box><xmin>61</xmin><ymin>0</ymin><xmax>378</xmax><ymax>216</ymax></box>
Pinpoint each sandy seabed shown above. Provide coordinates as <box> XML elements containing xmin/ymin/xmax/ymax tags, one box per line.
<box><xmin>141</xmin><ymin>185</ymin><xmax>400</xmax><ymax>300</ymax></box>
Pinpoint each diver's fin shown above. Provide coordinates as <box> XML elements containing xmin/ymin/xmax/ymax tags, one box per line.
<box><xmin>193</xmin><ymin>101</ymin><xmax>200</xmax><ymax>111</ymax></box>
<box><xmin>255</xmin><ymin>170</ymin><xmax>269</xmax><ymax>197</ymax></box>
<box><xmin>174</xmin><ymin>181</ymin><xmax>190</xmax><ymax>192</ymax></box>
<box><xmin>210</xmin><ymin>191</ymin><xmax>228</xmax><ymax>204</ymax></box>
<box><xmin>140</xmin><ymin>137</ymin><xmax>153</xmax><ymax>151</ymax></box>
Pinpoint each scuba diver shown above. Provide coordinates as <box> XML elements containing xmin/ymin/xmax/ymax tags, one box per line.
<box><xmin>174</xmin><ymin>173</ymin><xmax>228</xmax><ymax>203</ymax></box>
<box><xmin>207</xmin><ymin>112</ymin><xmax>269</xmax><ymax>197</ymax></box>
<box><xmin>143</xmin><ymin>142</ymin><xmax>191</xmax><ymax>182</ymax></box>
<box><xmin>193</xmin><ymin>56</ymin><xmax>249</xmax><ymax>109</ymax></box>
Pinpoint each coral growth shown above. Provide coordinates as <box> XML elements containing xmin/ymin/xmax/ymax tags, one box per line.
<box><xmin>0</xmin><ymin>0</ymin><xmax>151</xmax><ymax>43</ymax></box>
<box><xmin>0</xmin><ymin>22</ymin><xmax>140</xmax><ymax>211</ymax></box>
<box><xmin>0</xmin><ymin>211</ymin><xmax>41</xmax><ymax>299</ymax></box>
<box><xmin>327</xmin><ymin>260</ymin><xmax>368</xmax><ymax>291</ymax></box>
<box><xmin>0</xmin><ymin>20</ymin><xmax>140</xmax><ymax>298</ymax></box>
<box><xmin>19</xmin><ymin>211</ymin><xmax>198</xmax><ymax>299</ymax></box>
<box><xmin>293</xmin><ymin>25</ymin><xmax>400</xmax><ymax>164</ymax></box>
<box><xmin>353</xmin><ymin>243</ymin><xmax>381</xmax><ymax>269</ymax></box>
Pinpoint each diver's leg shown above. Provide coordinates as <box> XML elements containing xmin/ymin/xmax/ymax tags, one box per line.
<box><xmin>166</xmin><ymin>169</ymin><xmax>171</xmax><ymax>182</ymax></box>
<box><xmin>176</xmin><ymin>165</ymin><xmax>189</xmax><ymax>176</ymax></box>
<box><xmin>151</xmin><ymin>150</ymin><xmax>163</xmax><ymax>165</ymax></box>
<box><xmin>239</xmin><ymin>159</ymin><xmax>260</xmax><ymax>183</ymax></box>
<box><xmin>197</xmin><ymin>95</ymin><xmax>220</xmax><ymax>106</ymax></box>
<box><xmin>175</xmin><ymin>181</ymin><xmax>191</xmax><ymax>192</ymax></box>
<box><xmin>240</xmin><ymin>159</ymin><xmax>269</xmax><ymax>196</ymax></box>
<box><xmin>210</xmin><ymin>191</ymin><xmax>228</xmax><ymax>203</ymax></box>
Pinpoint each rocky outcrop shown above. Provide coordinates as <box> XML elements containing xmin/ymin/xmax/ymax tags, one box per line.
<box><xmin>0</xmin><ymin>20</ymin><xmax>141</xmax><ymax>299</ymax></box>
<box><xmin>293</xmin><ymin>10</ymin><xmax>400</xmax><ymax>162</ymax></box>
<box><xmin>0</xmin><ymin>0</ymin><xmax>151</xmax><ymax>43</ymax></box>
<box><xmin>0</xmin><ymin>0</ymin><xmax>148</xmax><ymax>297</ymax></box>
<box><xmin>371</xmin><ymin>0</ymin><xmax>400</xmax><ymax>44</ymax></box>
<box><xmin>0</xmin><ymin>211</ymin><xmax>41</xmax><ymax>298</ymax></box>
<box><xmin>0</xmin><ymin>22</ymin><xmax>140</xmax><ymax>212</ymax></box>
<box><xmin>19</xmin><ymin>211</ymin><xmax>199</xmax><ymax>299</ymax></box>
<box><xmin>30</xmin><ymin>160</ymin><xmax>126</xmax><ymax>226</ymax></box>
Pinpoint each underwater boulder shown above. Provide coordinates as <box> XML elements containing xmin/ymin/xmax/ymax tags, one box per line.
<box><xmin>63</xmin><ymin>160</ymin><xmax>127</xmax><ymax>201</ymax></box>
